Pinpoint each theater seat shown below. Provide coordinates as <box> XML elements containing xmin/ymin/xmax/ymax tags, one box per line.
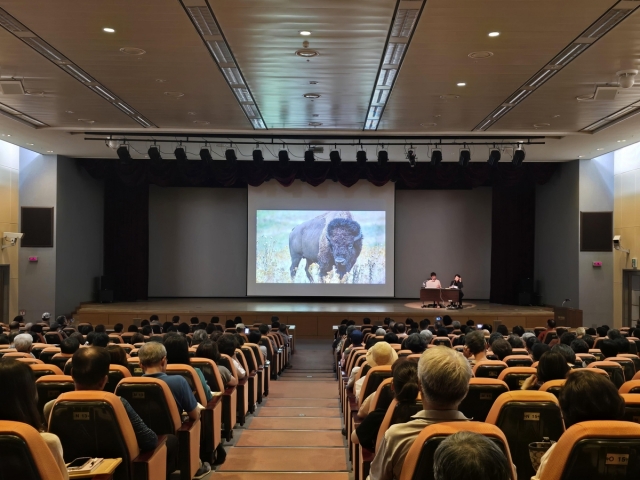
<box><xmin>29</xmin><ymin>364</ymin><xmax>63</xmax><ymax>379</ymax></box>
<box><xmin>473</xmin><ymin>360</ymin><xmax>508</xmax><ymax>379</ymax></box>
<box><xmin>458</xmin><ymin>378</ymin><xmax>509</xmax><ymax>422</ymax></box>
<box><xmin>619</xmin><ymin>354</ymin><xmax>640</xmax><ymax>375</ymax></box>
<box><xmin>38</xmin><ymin>348</ymin><xmax>61</xmax><ymax>364</ymax></box>
<box><xmin>431</xmin><ymin>337</ymin><xmax>451</xmax><ymax>347</ymax></box>
<box><xmin>49</xmin><ymin>353</ymin><xmax>72</xmax><ymax>373</ymax></box>
<box><xmin>620</xmin><ymin>393</ymin><xmax>640</xmax><ymax>424</ymax></box>
<box><xmin>48</xmin><ymin>391</ymin><xmax>167</xmax><ymax>480</ymax></box>
<box><xmin>539</xmin><ymin>420</ymin><xmax>640</xmax><ymax>480</ymax></box>
<box><xmin>498</xmin><ymin>367</ymin><xmax>536</xmax><ymax>391</ymax></box>
<box><xmin>398</xmin><ymin>421</ymin><xmax>516</xmax><ymax>480</ymax></box>
<box><xmin>0</xmin><ymin>420</ymin><xmax>69</xmax><ymax>480</ymax></box>
<box><xmin>608</xmin><ymin>357</ymin><xmax>637</xmax><ymax>383</ymax></box>
<box><xmin>358</xmin><ymin>366</ymin><xmax>393</xmax><ymax>408</ymax></box>
<box><xmin>589</xmin><ymin>361</ymin><xmax>625</xmax><ymax>388</ymax></box>
<box><xmin>539</xmin><ymin>379</ymin><xmax>566</xmax><ymax>399</ymax></box>
<box><xmin>115</xmin><ymin>377</ymin><xmax>201</xmax><ymax>479</ymax></box>
<box><xmin>620</xmin><ymin>380</ymin><xmax>640</xmax><ymax>394</ymax></box>
<box><xmin>576</xmin><ymin>353</ymin><xmax>597</xmax><ymax>365</ymax></box>
<box><xmin>2</xmin><ymin>351</ymin><xmax>31</xmax><ymax>359</ymax></box>
<box><xmin>218</xmin><ymin>354</ymin><xmax>249</xmax><ymax>426</ymax></box>
<box><xmin>486</xmin><ymin>390</ymin><xmax>564</xmax><ymax>480</ymax></box>
<box><xmin>16</xmin><ymin>357</ymin><xmax>43</xmax><ymax>365</ymax></box>
<box><xmin>105</xmin><ymin>364</ymin><xmax>131</xmax><ymax>393</ymax></box>
<box><xmin>503</xmin><ymin>355</ymin><xmax>534</xmax><ymax>368</ymax></box>
<box><xmin>35</xmin><ymin>375</ymin><xmax>74</xmax><ymax>423</ymax></box>
<box><xmin>44</xmin><ymin>331</ymin><xmax>64</xmax><ymax>345</ymax></box>
<box><xmin>375</xmin><ymin>397</ymin><xmax>423</xmax><ymax>451</ymax></box>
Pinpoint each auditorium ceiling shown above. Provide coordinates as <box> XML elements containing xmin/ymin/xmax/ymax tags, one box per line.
<box><xmin>0</xmin><ymin>0</ymin><xmax>639</xmax><ymax>162</ymax></box>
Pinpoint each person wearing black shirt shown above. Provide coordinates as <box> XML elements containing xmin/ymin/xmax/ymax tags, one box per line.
<box><xmin>450</xmin><ymin>274</ymin><xmax>464</xmax><ymax>308</ymax></box>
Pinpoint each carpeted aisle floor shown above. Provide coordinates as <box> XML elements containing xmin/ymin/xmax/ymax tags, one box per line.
<box><xmin>212</xmin><ymin>339</ymin><xmax>349</xmax><ymax>480</ymax></box>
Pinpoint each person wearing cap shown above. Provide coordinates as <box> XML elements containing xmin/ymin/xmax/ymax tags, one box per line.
<box><xmin>368</xmin><ymin>347</ymin><xmax>471</xmax><ymax>480</ymax></box>
<box><xmin>348</xmin><ymin>342</ymin><xmax>398</xmax><ymax>401</ymax></box>
<box><xmin>42</xmin><ymin>312</ymin><xmax>51</xmax><ymax>322</ymax></box>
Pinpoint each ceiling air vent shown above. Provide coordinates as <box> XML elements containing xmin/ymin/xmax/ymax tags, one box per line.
<box><xmin>0</xmin><ymin>80</ymin><xmax>25</xmax><ymax>95</ymax></box>
<box><xmin>593</xmin><ymin>86</ymin><xmax>619</xmax><ymax>101</ymax></box>
<box><xmin>187</xmin><ymin>7</ymin><xmax>220</xmax><ymax>36</ymax></box>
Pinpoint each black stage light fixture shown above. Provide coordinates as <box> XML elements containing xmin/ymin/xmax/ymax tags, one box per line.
<box><xmin>304</xmin><ymin>149</ymin><xmax>315</xmax><ymax>164</ymax></box>
<box><xmin>148</xmin><ymin>145</ymin><xmax>162</xmax><ymax>161</ymax></box>
<box><xmin>488</xmin><ymin>148</ymin><xmax>501</xmax><ymax>167</ymax></box>
<box><xmin>199</xmin><ymin>147</ymin><xmax>213</xmax><ymax>162</ymax></box>
<box><xmin>430</xmin><ymin>148</ymin><xmax>442</xmax><ymax>166</ymax></box>
<box><xmin>252</xmin><ymin>149</ymin><xmax>264</xmax><ymax>164</ymax></box>
<box><xmin>329</xmin><ymin>150</ymin><xmax>341</xmax><ymax>166</ymax></box>
<box><xmin>377</xmin><ymin>150</ymin><xmax>389</xmax><ymax>165</ymax></box>
<box><xmin>356</xmin><ymin>149</ymin><xmax>368</xmax><ymax>166</ymax></box>
<box><xmin>512</xmin><ymin>148</ymin><xmax>526</xmax><ymax>167</ymax></box>
<box><xmin>117</xmin><ymin>144</ymin><xmax>132</xmax><ymax>161</ymax></box>
<box><xmin>278</xmin><ymin>149</ymin><xmax>290</xmax><ymax>166</ymax></box>
<box><xmin>459</xmin><ymin>149</ymin><xmax>471</xmax><ymax>167</ymax></box>
<box><xmin>174</xmin><ymin>146</ymin><xmax>188</xmax><ymax>161</ymax></box>
<box><xmin>407</xmin><ymin>149</ymin><xmax>416</xmax><ymax>168</ymax></box>
<box><xmin>225</xmin><ymin>148</ymin><xmax>237</xmax><ymax>163</ymax></box>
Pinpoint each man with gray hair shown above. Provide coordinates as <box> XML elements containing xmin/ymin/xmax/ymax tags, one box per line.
<box><xmin>368</xmin><ymin>347</ymin><xmax>471</xmax><ymax>480</ymax></box>
<box><xmin>420</xmin><ymin>329</ymin><xmax>433</xmax><ymax>344</ymax></box>
<box><xmin>13</xmin><ymin>333</ymin><xmax>34</xmax><ymax>356</ymax></box>
<box><xmin>192</xmin><ymin>329</ymin><xmax>208</xmax><ymax>346</ymax></box>
<box><xmin>433</xmin><ymin>431</ymin><xmax>511</xmax><ymax>480</ymax></box>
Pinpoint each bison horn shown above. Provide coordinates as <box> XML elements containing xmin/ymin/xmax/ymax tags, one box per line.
<box><xmin>354</xmin><ymin>233</ymin><xmax>362</xmax><ymax>242</ymax></box>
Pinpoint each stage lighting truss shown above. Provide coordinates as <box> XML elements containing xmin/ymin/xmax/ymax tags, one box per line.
<box><xmin>364</xmin><ymin>0</ymin><xmax>427</xmax><ymax>130</ymax></box>
<box><xmin>181</xmin><ymin>2</ymin><xmax>266</xmax><ymax>130</ymax></box>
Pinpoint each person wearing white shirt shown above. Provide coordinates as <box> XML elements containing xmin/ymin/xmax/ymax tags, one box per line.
<box><xmin>425</xmin><ymin>272</ymin><xmax>441</xmax><ymax>289</ymax></box>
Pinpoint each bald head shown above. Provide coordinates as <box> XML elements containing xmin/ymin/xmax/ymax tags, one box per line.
<box><xmin>71</xmin><ymin>346</ymin><xmax>110</xmax><ymax>390</ymax></box>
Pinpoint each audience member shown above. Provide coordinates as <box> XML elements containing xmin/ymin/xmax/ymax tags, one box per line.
<box><xmin>434</xmin><ymin>431</ymin><xmax>511</xmax><ymax>480</ymax></box>
<box><xmin>552</xmin><ymin>344</ymin><xmax>581</xmax><ymax>368</ymax></box>
<box><xmin>488</xmin><ymin>332</ymin><xmax>502</xmax><ymax>346</ymax></box>
<box><xmin>575</xmin><ymin>327</ymin><xmax>585</xmax><ymax>338</ymax></box>
<box><xmin>532</xmin><ymin>370</ymin><xmax>625</xmax><ymax>480</ymax></box>
<box><xmin>570</xmin><ymin>339</ymin><xmax>589</xmax><ymax>355</ymax></box>
<box><xmin>192</xmin><ymin>329</ymin><xmax>208</xmax><ymax>346</ymax></box>
<box><xmin>60</xmin><ymin>336</ymin><xmax>80</xmax><ymax>355</ymax></box>
<box><xmin>131</xmin><ymin>332</ymin><xmax>144</xmax><ymax>345</ymax></box>
<box><xmin>195</xmin><ymin>341</ymin><xmax>237</xmax><ymax>388</ymax></box>
<box><xmin>463</xmin><ymin>331</ymin><xmax>487</xmax><ymax>366</ymax></box>
<box><xmin>13</xmin><ymin>333</ymin><xmax>34</xmax><ymax>356</ymax></box>
<box><xmin>560</xmin><ymin>332</ymin><xmax>576</xmax><ymax>346</ymax></box>
<box><xmin>599</xmin><ymin>339</ymin><xmax>619</xmax><ymax>359</ymax></box>
<box><xmin>582</xmin><ymin>334</ymin><xmax>595</xmax><ymax>349</ymax></box>
<box><xmin>531</xmin><ymin>342</ymin><xmax>550</xmax><ymax>362</ymax></box>
<box><xmin>538</xmin><ymin>319</ymin><xmax>556</xmax><ymax>341</ymax></box>
<box><xmin>522</xmin><ymin>351</ymin><xmax>569</xmax><ymax>390</ymax></box>
<box><xmin>491</xmin><ymin>339</ymin><xmax>512</xmax><ymax>361</ymax></box>
<box><xmin>496</xmin><ymin>324</ymin><xmax>508</xmax><ymax>336</ymax></box>
<box><xmin>403</xmin><ymin>333</ymin><xmax>427</xmax><ymax>354</ymax></box>
<box><xmin>512</xmin><ymin>325</ymin><xmax>525</xmax><ymax>337</ymax></box>
<box><xmin>369</xmin><ymin>347</ymin><xmax>471</xmax><ymax>480</ymax></box>
<box><xmin>164</xmin><ymin>334</ymin><xmax>213</xmax><ymax>402</ymax></box>
<box><xmin>127</xmin><ymin>324</ymin><xmax>139</xmax><ymax>332</ymax></box>
<box><xmin>0</xmin><ymin>360</ymin><xmax>69</xmax><ymax>480</ymax></box>
<box><xmin>113</xmin><ymin>323</ymin><xmax>124</xmax><ymax>334</ymax></box>
<box><xmin>348</xmin><ymin>342</ymin><xmax>398</xmax><ymax>401</ymax></box>
<box><xmin>419</xmin><ymin>329</ymin><xmax>433</xmax><ymax>345</ymax></box>
<box><xmin>384</xmin><ymin>332</ymin><xmax>399</xmax><ymax>345</ymax></box>
<box><xmin>107</xmin><ymin>344</ymin><xmax>128</xmax><ymax>367</ymax></box>
<box><xmin>217</xmin><ymin>334</ymin><xmax>247</xmax><ymax>379</ymax></box>
<box><xmin>93</xmin><ymin>332</ymin><xmax>110</xmax><ymax>348</ymax></box>
<box><xmin>506</xmin><ymin>334</ymin><xmax>524</xmax><ymax>349</ymax></box>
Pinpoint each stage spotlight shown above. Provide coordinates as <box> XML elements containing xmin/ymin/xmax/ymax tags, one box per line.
<box><xmin>329</xmin><ymin>150</ymin><xmax>341</xmax><ymax>166</ymax></box>
<box><xmin>488</xmin><ymin>148</ymin><xmax>501</xmax><ymax>167</ymax></box>
<box><xmin>278</xmin><ymin>149</ymin><xmax>290</xmax><ymax>166</ymax></box>
<box><xmin>225</xmin><ymin>149</ymin><xmax>237</xmax><ymax>163</ymax></box>
<box><xmin>407</xmin><ymin>149</ymin><xmax>416</xmax><ymax>168</ymax></box>
<box><xmin>356</xmin><ymin>149</ymin><xmax>367</xmax><ymax>166</ymax></box>
<box><xmin>430</xmin><ymin>149</ymin><xmax>442</xmax><ymax>166</ymax></box>
<box><xmin>174</xmin><ymin>146</ymin><xmax>187</xmax><ymax>161</ymax></box>
<box><xmin>148</xmin><ymin>145</ymin><xmax>162</xmax><ymax>161</ymax></box>
<box><xmin>199</xmin><ymin>148</ymin><xmax>213</xmax><ymax>162</ymax></box>
<box><xmin>459</xmin><ymin>149</ymin><xmax>471</xmax><ymax>167</ymax></box>
<box><xmin>512</xmin><ymin>148</ymin><xmax>526</xmax><ymax>167</ymax></box>
<box><xmin>252</xmin><ymin>149</ymin><xmax>264</xmax><ymax>164</ymax></box>
<box><xmin>377</xmin><ymin>150</ymin><xmax>389</xmax><ymax>165</ymax></box>
<box><xmin>117</xmin><ymin>145</ymin><xmax>132</xmax><ymax>161</ymax></box>
<box><xmin>304</xmin><ymin>149</ymin><xmax>315</xmax><ymax>164</ymax></box>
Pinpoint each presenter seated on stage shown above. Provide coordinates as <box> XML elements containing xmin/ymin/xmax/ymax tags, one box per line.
<box><xmin>449</xmin><ymin>274</ymin><xmax>464</xmax><ymax>308</ymax></box>
<box><xmin>423</xmin><ymin>272</ymin><xmax>443</xmax><ymax>308</ymax></box>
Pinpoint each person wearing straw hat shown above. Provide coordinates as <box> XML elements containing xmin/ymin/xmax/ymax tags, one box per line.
<box><xmin>348</xmin><ymin>341</ymin><xmax>398</xmax><ymax>401</ymax></box>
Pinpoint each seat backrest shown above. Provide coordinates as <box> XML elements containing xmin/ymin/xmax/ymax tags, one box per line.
<box><xmin>473</xmin><ymin>360</ymin><xmax>508</xmax><ymax>379</ymax></box>
<box><xmin>49</xmin><ymin>391</ymin><xmax>141</xmax><ymax>480</ymax></box>
<box><xmin>540</xmin><ymin>420</ymin><xmax>640</xmax><ymax>480</ymax></box>
<box><xmin>620</xmin><ymin>393</ymin><xmax>640</xmax><ymax>424</ymax></box>
<box><xmin>16</xmin><ymin>357</ymin><xmax>43</xmax><ymax>365</ymax></box>
<box><xmin>35</xmin><ymin>375</ymin><xmax>74</xmax><ymax>422</ymax></box>
<box><xmin>458</xmin><ymin>378</ymin><xmax>509</xmax><ymax>422</ymax></box>
<box><xmin>245</xmin><ymin>343</ymin><xmax>265</xmax><ymax>367</ymax></box>
<box><xmin>358</xmin><ymin>366</ymin><xmax>392</xmax><ymax>406</ymax></box>
<box><xmin>432</xmin><ymin>337</ymin><xmax>451</xmax><ymax>347</ymax></box>
<box><xmin>115</xmin><ymin>377</ymin><xmax>181</xmax><ymax>434</ymax></box>
<box><xmin>234</xmin><ymin>348</ymin><xmax>251</xmax><ymax>374</ymax></box>
<box><xmin>589</xmin><ymin>349</ymin><xmax>604</xmax><ymax>361</ymax></box>
<box><xmin>39</xmin><ymin>348</ymin><xmax>61</xmax><ymax>364</ymax></box>
<box><xmin>108</xmin><ymin>334</ymin><xmax>123</xmax><ymax>344</ymax></box>
<box><xmin>589</xmin><ymin>361</ymin><xmax>625</xmax><ymax>388</ymax></box>
<box><xmin>542</xmin><ymin>330</ymin><xmax>558</xmax><ymax>344</ymax></box>
<box><xmin>397</xmin><ymin>350</ymin><xmax>413</xmax><ymax>359</ymax></box>
<box><xmin>620</xmin><ymin>380</ymin><xmax>640</xmax><ymax>394</ymax></box>
<box><xmin>503</xmin><ymin>355</ymin><xmax>534</xmax><ymax>368</ymax></box>
<box><xmin>576</xmin><ymin>353</ymin><xmax>597</xmax><ymax>365</ymax></box>
<box><xmin>539</xmin><ymin>379</ymin><xmax>566</xmax><ymax>399</ymax></box>
<box><xmin>486</xmin><ymin>391</ymin><xmax>564</xmax><ymax>480</ymax></box>
<box><xmin>398</xmin><ymin>421</ymin><xmax>515</xmax><ymax>480</ymax></box>
<box><xmin>120</xmin><ymin>332</ymin><xmax>137</xmax><ymax>343</ymax></box>
<box><xmin>239</xmin><ymin>346</ymin><xmax>257</xmax><ymax>372</ymax></box>
<box><xmin>0</xmin><ymin>420</ymin><xmax>66</xmax><ymax>480</ymax></box>
<box><xmin>190</xmin><ymin>357</ymin><xmax>225</xmax><ymax>392</ymax></box>
<box><xmin>166</xmin><ymin>364</ymin><xmax>207</xmax><ymax>404</ymax></box>
<box><xmin>219</xmin><ymin>353</ymin><xmax>239</xmax><ymax>378</ymax></box>
<box><xmin>498</xmin><ymin>367</ymin><xmax>536</xmax><ymax>391</ymax></box>
<box><xmin>105</xmin><ymin>364</ymin><xmax>132</xmax><ymax>393</ymax></box>
<box><xmin>3</xmin><ymin>351</ymin><xmax>31</xmax><ymax>359</ymax></box>
<box><xmin>126</xmin><ymin>357</ymin><xmax>144</xmax><ymax>377</ymax></box>
<box><xmin>375</xmin><ymin>398</ymin><xmax>424</xmax><ymax>451</ymax></box>
<box><xmin>619</xmin><ymin>354</ymin><xmax>640</xmax><ymax>374</ymax></box>
<box><xmin>369</xmin><ymin>377</ymin><xmax>394</xmax><ymax>411</ymax></box>
<box><xmin>44</xmin><ymin>331</ymin><xmax>63</xmax><ymax>345</ymax></box>
<box><xmin>608</xmin><ymin>357</ymin><xmax>636</xmax><ymax>383</ymax></box>
<box><xmin>120</xmin><ymin>344</ymin><xmax>134</xmax><ymax>354</ymax></box>
<box><xmin>49</xmin><ymin>353</ymin><xmax>72</xmax><ymax>372</ymax></box>
<box><xmin>29</xmin><ymin>364</ymin><xmax>64</xmax><ymax>379</ymax></box>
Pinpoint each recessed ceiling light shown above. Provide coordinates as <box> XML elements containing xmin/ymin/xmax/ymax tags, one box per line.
<box><xmin>553</xmin><ymin>114</ymin><xmax>561</xmax><ymax>118</ymax></box>
<box><xmin>299</xmin><ymin>31</ymin><xmax>311</xmax><ymax>36</ymax></box>
<box><xmin>65</xmin><ymin>110</ymin><xmax>74</xmax><ymax>114</ymax></box>
<box><xmin>439</xmin><ymin>94</ymin><xmax>460</xmax><ymax>100</ymax></box>
<box><xmin>26</xmin><ymin>143</ymin><xmax>34</xmax><ymax>146</ymax></box>
<box><xmin>457</xmin><ymin>82</ymin><xmax>466</xmax><ymax>87</ymax></box>
<box><xmin>303</xmin><ymin>93</ymin><xmax>321</xmax><ymax>99</ymax></box>
<box><xmin>576</xmin><ymin>94</ymin><xmax>594</xmax><ymax>102</ymax></box>
<box><xmin>420</xmin><ymin>122</ymin><xmax>437</xmax><ymax>127</ymax></box>
<box><xmin>618</xmin><ymin>140</ymin><xmax>626</xmax><ymax>142</ymax></box>
<box><xmin>47</xmin><ymin>150</ymin><xmax>53</xmax><ymax>153</ymax></box>
<box><xmin>488</xmin><ymin>32</ymin><xmax>500</xmax><ymax>37</ymax></box>
<box><xmin>296</xmin><ymin>49</ymin><xmax>319</xmax><ymax>58</ymax></box>
<box><xmin>164</xmin><ymin>91</ymin><xmax>184</xmax><ymax>98</ymax></box>
<box><xmin>596</xmin><ymin>148</ymin><xmax>604</xmax><ymax>151</ymax></box>
<box><xmin>155</xmin><ymin>79</ymin><xmax>167</xmax><ymax>83</ymax></box>
<box><xmin>78</xmin><ymin>119</ymin><xmax>95</xmax><ymax>124</ymax></box>
<box><xmin>25</xmin><ymin>90</ymin><xmax>44</xmax><ymax>96</ymax></box>
<box><xmin>578</xmin><ymin>155</ymin><xmax>583</xmax><ymax>158</ymax></box>
<box><xmin>468</xmin><ymin>51</ymin><xmax>493</xmax><ymax>59</ymax></box>
<box><xmin>187</xmin><ymin>111</ymin><xmax>196</xmax><ymax>115</ymax></box>
<box><xmin>103</xmin><ymin>27</ymin><xmax>115</xmax><ymax>33</ymax></box>
<box><xmin>308</xmin><ymin>122</ymin><xmax>322</xmax><ymax>126</ymax></box>
<box><xmin>193</xmin><ymin>120</ymin><xmax>210</xmax><ymax>125</ymax></box>
<box><xmin>533</xmin><ymin>123</ymin><xmax>550</xmax><ymax>128</ymax></box>
<box><xmin>120</xmin><ymin>47</ymin><xmax>146</xmax><ymax>56</ymax></box>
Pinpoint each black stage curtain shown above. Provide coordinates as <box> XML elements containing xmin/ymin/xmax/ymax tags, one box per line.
<box><xmin>84</xmin><ymin>159</ymin><xmax>556</xmax><ymax>305</ymax></box>
<box><xmin>490</xmin><ymin>184</ymin><xmax>536</xmax><ymax>305</ymax></box>
<box><xmin>103</xmin><ymin>177</ymin><xmax>149</xmax><ymax>302</ymax></box>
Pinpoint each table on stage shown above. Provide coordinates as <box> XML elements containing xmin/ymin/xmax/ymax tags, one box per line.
<box><xmin>420</xmin><ymin>288</ymin><xmax>461</xmax><ymax>307</ymax></box>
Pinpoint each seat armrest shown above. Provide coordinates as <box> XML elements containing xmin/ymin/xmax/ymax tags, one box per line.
<box><xmin>177</xmin><ymin>419</ymin><xmax>198</xmax><ymax>433</ymax></box>
<box><xmin>224</xmin><ymin>386</ymin><xmax>236</xmax><ymax>396</ymax></box>
<box><xmin>206</xmin><ymin>396</ymin><xmax>222</xmax><ymax>410</ymax></box>
<box><xmin>133</xmin><ymin>434</ymin><xmax>167</xmax><ymax>480</ymax></box>
<box><xmin>237</xmin><ymin>377</ymin><xmax>248</xmax><ymax>386</ymax></box>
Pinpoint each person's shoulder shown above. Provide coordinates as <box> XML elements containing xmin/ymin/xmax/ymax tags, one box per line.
<box><xmin>40</xmin><ymin>431</ymin><xmax>62</xmax><ymax>448</ymax></box>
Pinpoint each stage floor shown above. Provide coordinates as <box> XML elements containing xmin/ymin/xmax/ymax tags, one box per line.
<box><xmin>76</xmin><ymin>298</ymin><xmax>553</xmax><ymax>338</ymax></box>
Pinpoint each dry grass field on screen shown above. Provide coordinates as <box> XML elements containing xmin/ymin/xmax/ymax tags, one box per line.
<box><xmin>256</xmin><ymin>210</ymin><xmax>386</xmax><ymax>284</ymax></box>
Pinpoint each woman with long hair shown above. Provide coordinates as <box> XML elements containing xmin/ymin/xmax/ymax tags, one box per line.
<box><xmin>0</xmin><ymin>359</ymin><xmax>69</xmax><ymax>479</ymax></box>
